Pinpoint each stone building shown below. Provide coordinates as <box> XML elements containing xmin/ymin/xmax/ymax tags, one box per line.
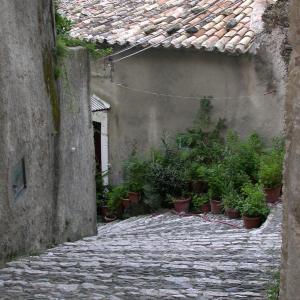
<box><xmin>0</xmin><ymin>1</ymin><xmax>96</xmax><ymax>263</ymax></box>
<box><xmin>280</xmin><ymin>0</ymin><xmax>300</xmax><ymax>298</ymax></box>
<box><xmin>60</xmin><ymin>0</ymin><xmax>286</xmax><ymax>183</ymax></box>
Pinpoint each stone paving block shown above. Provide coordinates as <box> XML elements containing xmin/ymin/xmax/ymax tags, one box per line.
<box><xmin>0</xmin><ymin>204</ymin><xmax>282</xmax><ymax>299</ymax></box>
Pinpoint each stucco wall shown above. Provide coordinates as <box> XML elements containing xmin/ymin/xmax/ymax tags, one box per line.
<box><xmin>0</xmin><ymin>2</ymin><xmax>96</xmax><ymax>263</ymax></box>
<box><xmin>280</xmin><ymin>0</ymin><xmax>300</xmax><ymax>298</ymax></box>
<box><xmin>54</xmin><ymin>48</ymin><xmax>97</xmax><ymax>244</ymax></box>
<box><xmin>91</xmin><ymin>48</ymin><xmax>285</xmax><ymax>183</ymax></box>
<box><xmin>0</xmin><ymin>0</ymin><xmax>56</xmax><ymax>263</ymax></box>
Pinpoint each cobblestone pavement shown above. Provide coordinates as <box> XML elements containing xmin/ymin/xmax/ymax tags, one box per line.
<box><xmin>0</xmin><ymin>204</ymin><xmax>282</xmax><ymax>300</ymax></box>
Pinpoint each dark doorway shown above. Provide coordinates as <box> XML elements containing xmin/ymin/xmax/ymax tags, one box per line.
<box><xmin>93</xmin><ymin>122</ymin><xmax>102</xmax><ymax>174</ymax></box>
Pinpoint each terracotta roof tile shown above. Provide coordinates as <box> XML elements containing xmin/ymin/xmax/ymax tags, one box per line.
<box><xmin>59</xmin><ymin>0</ymin><xmax>272</xmax><ymax>54</ymax></box>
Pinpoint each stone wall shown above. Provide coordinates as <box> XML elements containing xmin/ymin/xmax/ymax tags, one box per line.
<box><xmin>280</xmin><ymin>0</ymin><xmax>300</xmax><ymax>298</ymax></box>
<box><xmin>55</xmin><ymin>48</ymin><xmax>97</xmax><ymax>244</ymax></box>
<box><xmin>91</xmin><ymin>48</ymin><xmax>285</xmax><ymax>183</ymax></box>
<box><xmin>0</xmin><ymin>1</ymin><xmax>96</xmax><ymax>264</ymax></box>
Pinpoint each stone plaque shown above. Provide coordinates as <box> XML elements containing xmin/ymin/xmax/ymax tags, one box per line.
<box><xmin>12</xmin><ymin>158</ymin><xmax>26</xmax><ymax>199</ymax></box>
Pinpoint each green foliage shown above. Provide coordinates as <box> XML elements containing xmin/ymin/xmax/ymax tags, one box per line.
<box><xmin>259</xmin><ymin>139</ymin><xmax>284</xmax><ymax>188</ymax></box>
<box><xmin>223</xmin><ymin>132</ymin><xmax>263</xmax><ymax>188</ymax></box>
<box><xmin>192</xmin><ymin>193</ymin><xmax>210</xmax><ymax>211</ymax></box>
<box><xmin>207</xmin><ymin>164</ymin><xmax>227</xmax><ymax>200</ymax></box>
<box><xmin>54</xmin><ymin>1</ymin><xmax>112</xmax><ymax>64</ymax></box>
<box><xmin>267</xmin><ymin>271</ymin><xmax>280</xmax><ymax>300</ymax></box>
<box><xmin>222</xmin><ymin>185</ymin><xmax>243</xmax><ymax>211</ymax></box>
<box><xmin>176</xmin><ymin>97</ymin><xmax>226</xmax><ymax>165</ymax></box>
<box><xmin>107</xmin><ymin>185</ymin><xmax>127</xmax><ymax>212</ymax></box>
<box><xmin>123</xmin><ymin>155</ymin><xmax>149</xmax><ymax>192</ymax></box>
<box><xmin>142</xmin><ymin>184</ymin><xmax>162</xmax><ymax>210</ymax></box>
<box><xmin>241</xmin><ymin>183</ymin><xmax>270</xmax><ymax>218</ymax></box>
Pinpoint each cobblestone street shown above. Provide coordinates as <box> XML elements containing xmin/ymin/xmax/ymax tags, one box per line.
<box><xmin>0</xmin><ymin>204</ymin><xmax>282</xmax><ymax>300</ymax></box>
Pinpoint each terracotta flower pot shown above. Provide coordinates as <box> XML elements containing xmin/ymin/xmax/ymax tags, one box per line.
<box><xmin>265</xmin><ymin>186</ymin><xmax>281</xmax><ymax>203</ymax></box>
<box><xmin>100</xmin><ymin>205</ymin><xmax>108</xmax><ymax>217</ymax></box>
<box><xmin>243</xmin><ymin>215</ymin><xmax>261</xmax><ymax>229</ymax></box>
<box><xmin>122</xmin><ymin>198</ymin><xmax>131</xmax><ymax>209</ymax></box>
<box><xmin>210</xmin><ymin>199</ymin><xmax>222</xmax><ymax>214</ymax></box>
<box><xmin>128</xmin><ymin>192</ymin><xmax>140</xmax><ymax>204</ymax></box>
<box><xmin>104</xmin><ymin>215</ymin><xmax>117</xmax><ymax>223</ymax></box>
<box><xmin>191</xmin><ymin>180</ymin><xmax>208</xmax><ymax>194</ymax></box>
<box><xmin>200</xmin><ymin>202</ymin><xmax>211</xmax><ymax>213</ymax></box>
<box><xmin>174</xmin><ymin>197</ymin><xmax>191</xmax><ymax>213</ymax></box>
<box><xmin>225</xmin><ymin>208</ymin><xmax>241</xmax><ymax>219</ymax></box>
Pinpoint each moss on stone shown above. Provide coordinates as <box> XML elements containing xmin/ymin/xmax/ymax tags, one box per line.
<box><xmin>43</xmin><ymin>49</ymin><xmax>60</xmax><ymax>132</ymax></box>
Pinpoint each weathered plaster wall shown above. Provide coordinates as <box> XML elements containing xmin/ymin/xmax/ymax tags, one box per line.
<box><xmin>0</xmin><ymin>2</ymin><xmax>96</xmax><ymax>263</ymax></box>
<box><xmin>280</xmin><ymin>0</ymin><xmax>300</xmax><ymax>298</ymax></box>
<box><xmin>0</xmin><ymin>0</ymin><xmax>56</xmax><ymax>263</ymax></box>
<box><xmin>91</xmin><ymin>48</ymin><xmax>285</xmax><ymax>183</ymax></box>
<box><xmin>55</xmin><ymin>48</ymin><xmax>97</xmax><ymax>243</ymax></box>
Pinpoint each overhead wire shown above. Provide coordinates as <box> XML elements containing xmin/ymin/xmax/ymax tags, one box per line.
<box><xmin>111</xmin><ymin>81</ymin><xmax>276</xmax><ymax>101</ymax></box>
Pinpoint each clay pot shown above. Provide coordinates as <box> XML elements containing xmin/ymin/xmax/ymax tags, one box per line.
<box><xmin>128</xmin><ymin>192</ymin><xmax>140</xmax><ymax>204</ymax></box>
<box><xmin>104</xmin><ymin>215</ymin><xmax>117</xmax><ymax>223</ymax></box>
<box><xmin>191</xmin><ymin>180</ymin><xmax>208</xmax><ymax>194</ymax></box>
<box><xmin>243</xmin><ymin>215</ymin><xmax>262</xmax><ymax>229</ymax></box>
<box><xmin>265</xmin><ymin>186</ymin><xmax>281</xmax><ymax>203</ymax></box>
<box><xmin>100</xmin><ymin>205</ymin><xmax>108</xmax><ymax>217</ymax></box>
<box><xmin>122</xmin><ymin>198</ymin><xmax>131</xmax><ymax>209</ymax></box>
<box><xmin>225</xmin><ymin>208</ymin><xmax>241</xmax><ymax>219</ymax></box>
<box><xmin>174</xmin><ymin>197</ymin><xmax>191</xmax><ymax>213</ymax></box>
<box><xmin>210</xmin><ymin>199</ymin><xmax>222</xmax><ymax>214</ymax></box>
<box><xmin>200</xmin><ymin>202</ymin><xmax>211</xmax><ymax>213</ymax></box>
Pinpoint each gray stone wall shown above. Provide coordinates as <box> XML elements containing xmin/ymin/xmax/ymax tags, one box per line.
<box><xmin>0</xmin><ymin>1</ymin><xmax>96</xmax><ymax>263</ymax></box>
<box><xmin>280</xmin><ymin>1</ymin><xmax>300</xmax><ymax>298</ymax></box>
<box><xmin>0</xmin><ymin>0</ymin><xmax>56</xmax><ymax>263</ymax></box>
<box><xmin>55</xmin><ymin>48</ymin><xmax>97</xmax><ymax>243</ymax></box>
<box><xmin>91</xmin><ymin>48</ymin><xmax>285</xmax><ymax>183</ymax></box>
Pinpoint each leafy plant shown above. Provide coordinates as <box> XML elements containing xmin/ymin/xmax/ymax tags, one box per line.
<box><xmin>267</xmin><ymin>271</ymin><xmax>280</xmax><ymax>300</ymax></box>
<box><xmin>55</xmin><ymin>1</ymin><xmax>112</xmax><ymax>62</ymax></box>
<box><xmin>259</xmin><ymin>141</ymin><xmax>284</xmax><ymax>188</ymax></box>
<box><xmin>107</xmin><ymin>185</ymin><xmax>127</xmax><ymax>213</ymax></box>
<box><xmin>241</xmin><ymin>183</ymin><xmax>269</xmax><ymax>218</ymax></box>
<box><xmin>123</xmin><ymin>154</ymin><xmax>149</xmax><ymax>193</ymax></box>
<box><xmin>222</xmin><ymin>186</ymin><xmax>243</xmax><ymax>211</ymax></box>
<box><xmin>192</xmin><ymin>193</ymin><xmax>210</xmax><ymax>211</ymax></box>
<box><xmin>207</xmin><ymin>164</ymin><xmax>226</xmax><ymax>200</ymax></box>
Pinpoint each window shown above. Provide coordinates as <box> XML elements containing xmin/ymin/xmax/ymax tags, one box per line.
<box><xmin>12</xmin><ymin>158</ymin><xmax>26</xmax><ymax>199</ymax></box>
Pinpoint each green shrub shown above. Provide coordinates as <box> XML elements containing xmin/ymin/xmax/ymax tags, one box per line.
<box><xmin>107</xmin><ymin>185</ymin><xmax>127</xmax><ymax>213</ymax></box>
<box><xmin>259</xmin><ymin>141</ymin><xmax>284</xmax><ymax>188</ymax></box>
<box><xmin>222</xmin><ymin>186</ymin><xmax>243</xmax><ymax>211</ymax></box>
<box><xmin>192</xmin><ymin>194</ymin><xmax>210</xmax><ymax>211</ymax></box>
<box><xmin>241</xmin><ymin>184</ymin><xmax>269</xmax><ymax>218</ymax></box>
<box><xmin>207</xmin><ymin>164</ymin><xmax>227</xmax><ymax>200</ymax></box>
<box><xmin>267</xmin><ymin>271</ymin><xmax>280</xmax><ymax>300</ymax></box>
<box><xmin>123</xmin><ymin>155</ymin><xmax>149</xmax><ymax>193</ymax></box>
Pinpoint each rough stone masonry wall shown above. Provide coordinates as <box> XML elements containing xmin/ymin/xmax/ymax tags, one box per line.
<box><xmin>54</xmin><ymin>48</ymin><xmax>97</xmax><ymax>244</ymax></box>
<box><xmin>280</xmin><ymin>0</ymin><xmax>300</xmax><ymax>298</ymax></box>
<box><xmin>0</xmin><ymin>1</ymin><xmax>96</xmax><ymax>264</ymax></box>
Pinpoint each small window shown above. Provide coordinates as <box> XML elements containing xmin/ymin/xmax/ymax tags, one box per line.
<box><xmin>12</xmin><ymin>158</ymin><xmax>26</xmax><ymax>199</ymax></box>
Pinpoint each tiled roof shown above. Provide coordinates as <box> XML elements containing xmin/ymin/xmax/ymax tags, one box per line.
<box><xmin>91</xmin><ymin>95</ymin><xmax>110</xmax><ymax>112</ymax></box>
<box><xmin>59</xmin><ymin>0</ymin><xmax>271</xmax><ymax>54</ymax></box>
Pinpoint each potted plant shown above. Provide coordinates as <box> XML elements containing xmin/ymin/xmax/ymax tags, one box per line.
<box><xmin>107</xmin><ymin>185</ymin><xmax>127</xmax><ymax>218</ymax></box>
<box><xmin>123</xmin><ymin>155</ymin><xmax>149</xmax><ymax>204</ymax></box>
<box><xmin>172</xmin><ymin>194</ymin><xmax>191</xmax><ymax>213</ymax></box>
<box><xmin>259</xmin><ymin>151</ymin><xmax>283</xmax><ymax>203</ymax></box>
<box><xmin>186</xmin><ymin>163</ymin><xmax>208</xmax><ymax>194</ymax></box>
<box><xmin>207</xmin><ymin>164</ymin><xmax>225</xmax><ymax>214</ymax></box>
<box><xmin>222</xmin><ymin>188</ymin><xmax>242</xmax><ymax>219</ymax></box>
<box><xmin>241</xmin><ymin>183</ymin><xmax>270</xmax><ymax>229</ymax></box>
<box><xmin>192</xmin><ymin>193</ymin><xmax>211</xmax><ymax>213</ymax></box>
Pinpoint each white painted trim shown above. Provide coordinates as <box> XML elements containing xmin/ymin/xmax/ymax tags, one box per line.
<box><xmin>92</xmin><ymin>111</ymin><xmax>109</xmax><ymax>185</ymax></box>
